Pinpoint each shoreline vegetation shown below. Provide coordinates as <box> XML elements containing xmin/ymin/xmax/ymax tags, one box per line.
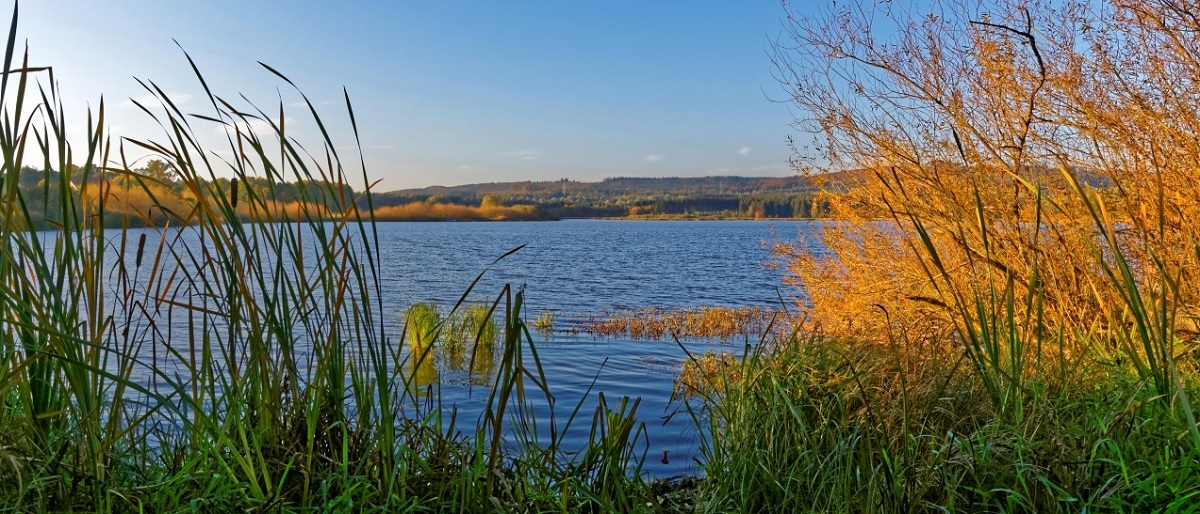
<box><xmin>16</xmin><ymin>165</ymin><xmax>825</xmax><ymax>225</ymax></box>
<box><xmin>15</xmin><ymin>165</ymin><xmax>825</xmax><ymax>227</ymax></box>
<box><xmin>5</xmin><ymin>2</ymin><xmax>1200</xmax><ymax>514</ymax></box>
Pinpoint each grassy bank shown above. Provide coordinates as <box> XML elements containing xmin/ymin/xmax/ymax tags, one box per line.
<box><xmin>681</xmin><ymin>333</ymin><xmax>1200</xmax><ymax>513</ymax></box>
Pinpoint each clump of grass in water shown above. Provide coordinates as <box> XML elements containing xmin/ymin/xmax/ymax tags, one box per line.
<box><xmin>586</xmin><ymin>306</ymin><xmax>778</xmax><ymax>340</ymax></box>
<box><xmin>444</xmin><ymin>303</ymin><xmax>498</xmax><ymax>346</ymax></box>
<box><xmin>531</xmin><ymin>308</ymin><xmax>555</xmax><ymax>333</ymax></box>
<box><xmin>443</xmin><ymin>303</ymin><xmax>497</xmax><ymax>373</ymax></box>
<box><xmin>404</xmin><ymin>301</ymin><xmax>442</xmax><ymax>348</ymax></box>
<box><xmin>674</xmin><ymin>350</ymin><xmax>740</xmax><ymax>399</ymax></box>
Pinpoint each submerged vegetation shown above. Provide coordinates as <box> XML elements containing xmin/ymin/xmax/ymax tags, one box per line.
<box><xmin>583</xmin><ymin>306</ymin><xmax>779</xmax><ymax>340</ymax></box>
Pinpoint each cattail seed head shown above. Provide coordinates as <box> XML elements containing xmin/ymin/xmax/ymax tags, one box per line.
<box><xmin>230</xmin><ymin>178</ymin><xmax>239</xmax><ymax>209</ymax></box>
<box><xmin>135</xmin><ymin>233</ymin><xmax>147</xmax><ymax>268</ymax></box>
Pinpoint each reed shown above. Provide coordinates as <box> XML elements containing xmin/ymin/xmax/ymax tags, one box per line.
<box><xmin>15</xmin><ymin>0</ymin><xmax>1199</xmax><ymax>511</ymax></box>
<box><xmin>404</xmin><ymin>301</ymin><xmax>442</xmax><ymax>348</ymax></box>
<box><xmin>372</xmin><ymin>200</ymin><xmax>554</xmax><ymax>221</ymax></box>
<box><xmin>681</xmin><ymin>330</ymin><xmax>1200</xmax><ymax>513</ymax></box>
<box><xmin>0</xmin><ymin>6</ymin><xmax>653</xmax><ymax>511</ymax></box>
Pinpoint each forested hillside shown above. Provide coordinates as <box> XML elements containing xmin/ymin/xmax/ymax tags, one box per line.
<box><xmin>376</xmin><ymin>175</ymin><xmax>827</xmax><ymax>219</ymax></box>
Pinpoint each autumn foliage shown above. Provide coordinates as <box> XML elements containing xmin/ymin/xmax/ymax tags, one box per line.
<box><xmin>774</xmin><ymin>0</ymin><xmax>1200</xmax><ymax>362</ymax></box>
<box><xmin>372</xmin><ymin>201</ymin><xmax>551</xmax><ymax>221</ymax></box>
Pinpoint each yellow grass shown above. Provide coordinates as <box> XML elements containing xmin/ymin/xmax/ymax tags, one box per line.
<box><xmin>583</xmin><ymin>306</ymin><xmax>779</xmax><ymax>340</ymax></box>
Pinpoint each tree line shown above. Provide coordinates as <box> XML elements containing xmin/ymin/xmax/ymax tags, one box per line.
<box><xmin>14</xmin><ymin>163</ymin><xmax>834</xmax><ymax>226</ymax></box>
<box><xmin>375</xmin><ymin>175</ymin><xmax>829</xmax><ymax>219</ymax></box>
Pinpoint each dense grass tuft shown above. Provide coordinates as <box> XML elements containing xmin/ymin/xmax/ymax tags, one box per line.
<box><xmin>682</xmin><ymin>334</ymin><xmax>1200</xmax><ymax>513</ymax></box>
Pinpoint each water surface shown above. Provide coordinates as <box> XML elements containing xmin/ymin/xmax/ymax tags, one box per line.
<box><xmin>93</xmin><ymin>219</ymin><xmax>813</xmax><ymax>478</ymax></box>
<box><xmin>375</xmin><ymin>219</ymin><xmax>812</xmax><ymax>477</ymax></box>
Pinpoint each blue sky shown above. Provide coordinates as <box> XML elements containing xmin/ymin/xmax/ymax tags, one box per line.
<box><xmin>13</xmin><ymin>1</ymin><xmax>807</xmax><ymax>191</ymax></box>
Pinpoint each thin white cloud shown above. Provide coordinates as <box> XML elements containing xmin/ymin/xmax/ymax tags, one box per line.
<box><xmin>644</xmin><ymin>154</ymin><xmax>664</xmax><ymax>162</ymax></box>
<box><xmin>513</xmin><ymin>150</ymin><xmax>542</xmax><ymax>161</ymax></box>
<box><xmin>737</xmin><ymin>146</ymin><xmax>751</xmax><ymax>157</ymax></box>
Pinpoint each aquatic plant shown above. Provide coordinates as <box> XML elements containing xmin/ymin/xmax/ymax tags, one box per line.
<box><xmin>531</xmin><ymin>308</ymin><xmax>556</xmax><ymax>333</ymax></box>
<box><xmin>0</xmin><ymin>6</ymin><xmax>654</xmax><ymax>511</ymax></box>
<box><xmin>585</xmin><ymin>306</ymin><xmax>779</xmax><ymax>340</ymax></box>
<box><xmin>441</xmin><ymin>303</ymin><xmax>498</xmax><ymax>377</ymax></box>
<box><xmin>444</xmin><ymin>303</ymin><xmax>498</xmax><ymax>347</ymax></box>
<box><xmin>404</xmin><ymin>301</ymin><xmax>442</xmax><ymax>348</ymax></box>
<box><xmin>674</xmin><ymin>350</ymin><xmax>740</xmax><ymax>399</ymax></box>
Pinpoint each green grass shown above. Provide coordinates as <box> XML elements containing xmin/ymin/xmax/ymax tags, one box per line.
<box><xmin>404</xmin><ymin>301</ymin><xmax>443</xmax><ymax>348</ymax></box>
<box><xmin>681</xmin><ymin>333</ymin><xmax>1200</xmax><ymax>513</ymax></box>
<box><xmin>444</xmin><ymin>303</ymin><xmax>499</xmax><ymax>348</ymax></box>
<box><xmin>0</xmin><ymin>6</ymin><xmax>654</xmax><ymax>512</ymax></box>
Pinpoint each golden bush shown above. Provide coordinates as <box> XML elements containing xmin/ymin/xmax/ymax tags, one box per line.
<box><xmin>775</xmin><ymin>0</ymin><xmax>1200</xmax><ymax>358</ymax></box>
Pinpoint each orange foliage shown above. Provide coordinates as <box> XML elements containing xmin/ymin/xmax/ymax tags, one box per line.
<box><xmin>372</xmin><ymin>201</ymin><xmax>548</xmax><ymax>221</ymax></box>
<box><xmin>80</xmin><ymin>180</ymin><xmax>193</xmax><ymax>226</ymax></box>
<box><xmin>775</xmin><ymin>0</ymin><xmax>1200</xmax><ymax>348</ymax></box>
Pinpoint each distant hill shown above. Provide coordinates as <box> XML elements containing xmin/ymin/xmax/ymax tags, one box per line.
<box><xmin>364</xmin><ymin>166</ymin><xmax>1119</xmax><ymax>221</ymax></box>
<box><xmin>388</xmin><ymin>175</ymin><xmax>815</xmax><ymax>197</ymax></box>
<box><xmin>374</xmin><ymin>175</ymin><xmax>827</xmax><ymax>219</ymax></box>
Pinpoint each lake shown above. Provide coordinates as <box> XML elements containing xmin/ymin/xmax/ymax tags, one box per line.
<box><xmin>372</xmin><ymin>219</ymin><xmax>813</xmax><ymax>477</ymax></box>
<box><xmin>87</xmin><ymin>218</ymin><xmax>813</xmax><ymax>478</ymax></box>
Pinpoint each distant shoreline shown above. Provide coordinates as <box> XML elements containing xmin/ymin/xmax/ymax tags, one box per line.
<box><xmin>368</xmin><ymin>216</ymin><xmax>815</xmax><ymax>222</ymax></box>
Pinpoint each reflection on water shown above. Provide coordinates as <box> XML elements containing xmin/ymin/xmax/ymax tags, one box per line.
<box><xmin>408</xmin><ymin>344</ymin><xmax>440</xmax><ymax>398</ymax></box>
<box><xmin>405</xmin><ymin>303</ymin><xmax>503</xmax><ymax>396</ymax></box>
<box><xmin>408</xmin><ymin>329</ymin><xmax>502</xmax><ymax>396</ymax></box>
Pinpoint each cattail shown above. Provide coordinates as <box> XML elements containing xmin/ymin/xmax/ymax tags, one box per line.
<box><xmin>135</xmin><ymin>233</ymin><xmax>147</xmax><ymax>268</ymax></box>
<box><xmin>230</xmin><ymin>178</ymin><xmax>239</xmax><ymax>209</ymax></box>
